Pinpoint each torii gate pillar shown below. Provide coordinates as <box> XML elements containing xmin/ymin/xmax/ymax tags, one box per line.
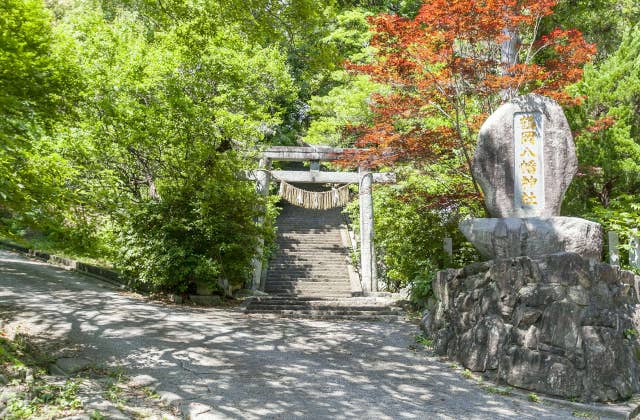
<box><xmin>359</xmin><ymin>170</ymin><xmax>376</xmax><ymax>292</ymax></box>
<box><xmin>251</xmin><ymin>157</ymin><xmax>271</xmax><ymax>290</ymax></box>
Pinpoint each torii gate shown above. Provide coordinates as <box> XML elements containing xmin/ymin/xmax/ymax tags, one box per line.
<box><xmin>245</xmin><ymin>146</ymin><xmax>396</xmax><ymax>294</ymax></box>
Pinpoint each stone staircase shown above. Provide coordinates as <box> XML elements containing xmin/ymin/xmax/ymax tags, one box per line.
<box><xmin>244</xmin><ymin>201</ymin><xmax>406</xmax><ymax>320</ymax></box>
<box><xmin>265</xmin><ymin>204</ymin><xmax>353</xmax><ymax>297</ymax></box>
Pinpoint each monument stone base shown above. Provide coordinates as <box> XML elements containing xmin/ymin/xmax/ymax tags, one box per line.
<box><xmin>424</xmin><ymin>252</ymin><xmax>640</xmax><ymax>401</ymax></box>
<box><xmin>459</xmin><ymin>217</ymin><xmax>603</xmax><ymax>261</ymax></box>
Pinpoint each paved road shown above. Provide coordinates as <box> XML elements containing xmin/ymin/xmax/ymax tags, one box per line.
<box><xmin>0</xmin><ymin>249</ymin><xmax>579</xmax><ymax>419</ymax></box>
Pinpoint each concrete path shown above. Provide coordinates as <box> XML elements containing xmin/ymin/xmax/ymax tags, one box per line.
<box><xmin>0</xmin><ymin>249</ymin><xmax>582</xmax><ymax>419</ymax></box>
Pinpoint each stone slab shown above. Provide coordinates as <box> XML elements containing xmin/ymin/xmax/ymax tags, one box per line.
<box><xmin>473</xmin><ymin>94</ymin><xmax>577</xmax><ymax>217</ymax></box>
<box><xmin>459</xmin><ymin>216</ymin><xmax>602</xmax><ymax>261</ymax></box>
<box><xmin>189</xmin><ymin>295</ymin><xmax>222</xmax><ymax>306</ymax></box>
<box><xmin>52</xmin><ymin>357</ymin><xmax>93</xmax><ymax>375</ymax></box>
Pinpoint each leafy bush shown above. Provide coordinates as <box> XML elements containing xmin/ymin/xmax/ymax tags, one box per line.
<box><xmin>116</xmin><ymin>157</ymin><xmax>272</xmax><ymax>294</ymax></box>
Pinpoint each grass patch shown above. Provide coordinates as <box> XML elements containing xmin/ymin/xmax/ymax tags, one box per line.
<box><xmin>528</xmin><ymin>392</ymin><xmax>540</xmax><ymax>403</ymax></box>
<box><xmin>414</xmin><ymin>333</ymin><xmax>433</xmax><ymax>347</ymax></box>
<box><xmin>461</xmin><ymin>369</ymin><xmax>473</xmax><ymax>379</ymax></box>
<box><xmin>0</xmin><ymin>330</ymin><xmax>83</xmax><ymax>419</ymax></box>
<box><xmin>572</xmin><ymin>410</ymin><xmax>597</xmax><ymax>419</ymax></box>
<box><xmin>484</xmin><ymin>385</ymin><xmax>513</xmax><ymax>396</ymax></box>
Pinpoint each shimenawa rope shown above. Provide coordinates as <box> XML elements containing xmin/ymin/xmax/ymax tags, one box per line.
<box><xmin>278</xmin><ymin>181</ymin><xmax>350</xmax><ymax>209</ymax></box>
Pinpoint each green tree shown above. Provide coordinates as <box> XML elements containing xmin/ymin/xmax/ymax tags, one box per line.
<box><xmin>52</xmin><ymin>4</ymin><xmax>297</xmax><ymax>291</ymax></box>
<box><xmin>564</xmin><ymin>25</ymin><xmax>640</xmax><ymax>266</ymax></box>
<box><xmin>545</xmin><ymin>0</ymin><xmax>640</xmax><ymax>58</ymax></box>
<box><xmin>0</xmin><ymin>0</ymin><xmax>78</xmax><ymax>229</ymax></box>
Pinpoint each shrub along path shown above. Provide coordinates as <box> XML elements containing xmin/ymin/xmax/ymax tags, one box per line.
<box><xmin>0</xmin><ymin>249</ymin><xmax>583</xmax><ymax>419</ymax></box>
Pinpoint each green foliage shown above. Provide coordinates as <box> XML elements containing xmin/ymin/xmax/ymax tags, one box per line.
<box><xmin>304</xmin><ymin>72</ymin><xmax>384</xmax><ymax>146</ymax></box>
<box><xmin>0</xmin><ymin>0</ymin><xmax>79</xmax><ymax>230</ymax></box>
<box><xmin>564</xmin><ymin>26</ymin><xmax>640</xmax><ymax>269</ymax></box>
<box><xmin>544</xmin><ymin>0</ymin><xmax>640</xmax><ymax>58</ymax></box>
<box><xmin>571</xmin><ymin>410</ymin><xmax>597</xmax><ymax>419</ymax></box>
<box><xmin>2</xmin><ymin>1</ymin><xmax>295</xmax><ymax>294</ymax></box>
<box><xmin>116</xmin><ymin>157</ymin><xmax>267</xmax><ymax>293</ymax></box>
<box><xmin>54</xmin><ymin>4</ymin><xmax>293</xmax><ymax>293</ymax></box>
<box><xmin>346</xmin><ymin>167</ymin><xmax>480</xmax><ymax>302</ymax></box>
<box><xmin>0</xmin><ymin>331</ymin><xmax>82</xmax><ymax>419</ymax></box>
<box><xmin>414</xmin><ymin>333</ymin><xmax>433</xmax><ymax>347</ymax></box>
<box><xmin>483</xmin><ymin>385</ymin><xmax>513</xmax><ymax>396</ymax></box>
<box><xmin>303</xmin><ymin>9</ymin><xmax>389</xmax><ymax>147</ymax></box>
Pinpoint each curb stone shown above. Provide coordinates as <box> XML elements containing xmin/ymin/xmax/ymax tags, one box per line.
<box><xmin>0</xmin><ymin>240</ymin><xmax>128</xmax><ymax>289</ymax></box>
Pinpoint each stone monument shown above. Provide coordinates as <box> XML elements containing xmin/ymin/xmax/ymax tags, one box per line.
<box><xmin>425</xmin><ymin>94</ymin><xmax>640</xmax><ymax>402</ymax></box>
<box><xmin>459</xmin><ymin>94</ymin><xmax>602</xmax><ymax>260</ymax></box>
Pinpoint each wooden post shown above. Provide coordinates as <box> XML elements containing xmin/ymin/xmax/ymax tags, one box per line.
<box><xmin>251</xmin><ymin>157</ymin><xmax>271</xmax><ymax>290</ymax></box>
<box><xmin>359</xmin><ymin>171</ymin><xmax>376</xmax><ymax>292</ymax></box>
<box><xmin>608</xmin><ymin>231</ymin><xmax>619</xmax><ymax>266</ymax></box>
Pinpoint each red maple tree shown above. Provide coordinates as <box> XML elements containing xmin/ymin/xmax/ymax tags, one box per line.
<box><xmin>339</xmin><ymin>0</ymin><xmax>595</xmax><ymax>204</ymax></box>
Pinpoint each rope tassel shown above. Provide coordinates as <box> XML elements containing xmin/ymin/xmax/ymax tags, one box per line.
<box><xmin>278</xmin><ymin>181</ymin><xmax>350</xmax><ymax>209</ymax></box>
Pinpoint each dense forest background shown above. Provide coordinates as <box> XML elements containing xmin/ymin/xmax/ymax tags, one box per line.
<box><xmin>2</xmin><ymin>0</ymin><xmax>639</xmax><ymax>300</ymax></box>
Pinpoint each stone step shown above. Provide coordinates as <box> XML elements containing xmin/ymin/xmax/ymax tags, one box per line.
<box><xmin>244</xmin><ymin>309</ymin><xmax>403</xmax><ymax>321</ymax></box>
<box><xmin>266</xmin><ymin>277</ymin><xmax>350</xmax><ymax>283</ymax></box>
<box><xmin>270</xmin><ymin>257</ymin><xmax>346</xmax><ymax>260</ymax></box>
<box><xmin>271</xmin><ymin>261</ymin><xmax>348</xmax><ymax>264</ymax></box>
<box><xmin>268</xmin><ymin>271</ymin><xmax>348</xmax><ymax>276</ymax></box>
<box><xmin>266</xmin><ymin>280</ymin><xmax>350</xmax><ymax>286</ymax></box>
<box><xmin>268</xmin><ymin>263</ymin><xmax>349</xmax><ymax>268</ymax></box>
<box><xmin>277</xmin><ymin>230</ymin><xmax>343</xmax><ymax>234</ymax></box>
<box><xmin>275</xmin><ymin>244</ymin><xmax>344</xmax><ymax>246</ymax></box>
<box><xmin>274</xmin><ymin>244</ymin><xmax>347</xmax><ymax>248</ymax></box>
<box><xmin>278</xmin><ymin>231</ymin><xmax>343</xmax><ymax>235</ymax></box>
<box><xmin>267</xmin><ymin>273</ymin><xmax>349</xmax><ymax>277</ymax></box>
<box><xmin>267</xmin><ymin>264</ymin><xmax>349</xmax><ymax>269</ymax></box>
<box><xmin>275</xmin><ymin>241</ymin><xmax>343</xmax><ymax>243</ymax></box>
<box><xmin>269</xmin><ymin>257</ymin><xmax>348</xmax><ymax>261</ymax></box>
<box><xmin>272</xmin><ymin>250</ymin><xmax>349</xmax><ymax>254</ymax></box>
<box><xmin>267</xmin><ymin>271</ymin><xmax>349</xmax><ymax>275</ymax></box>
<box><xmin>264</xmin><ymin>290</ymin><xmax>353</xmax><ymax>295</ymax></box>
<box><xmin>275</xmin><ymin>246</ymin><xmax>345</xmax><ymax>249</ymax></box>
<box><xmin>274</xmin><ymin>248</ymin><xmax>345</xmax><ymax>253</ymax></box>
<box><xmin>266</xmin><ymin>281</ymin><xmax>350</xmax><ymax>286</ymax></box>
<box><xmin>265</xmin><ymin>288</ymin><xmax>353</xmax><ymax>294</ymax></box>
<box><xmin>245</xmin><ymin>303</ymin><xmax>403</xmax><ymax>312</ymax></box>
<box><xmin>267</xmin><ymin>270</ymin><xmax>349</xmax><ymax>275</ymax></box>
<box><xmin>245</xmin><ymin>308</ymin><xmax>402</xmax><ymax>316</ymax></box>
<box><xmin>267</xmin><ymin>278</ymin><xmax>350</xmax><ymax>282</ymax></box>
<box><xmin>245</xmin><ymin>313</ymin><xmax>402</xmax><ymax>321</ymax></box>
<box><xmin>265</xmin><ymin>289</ymin><xmax>352</xmax><ymax>295</ymax></box>
<box><xmin>276</xmin><ymin>240</ymin><xmax>344</xmax><ymax>243</ymax></box>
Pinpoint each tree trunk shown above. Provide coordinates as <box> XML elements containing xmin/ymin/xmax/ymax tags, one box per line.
<box><xmin>500</xmin><ymin>28</ymin><xmax>520</xmax><ymax>100</ymax></box>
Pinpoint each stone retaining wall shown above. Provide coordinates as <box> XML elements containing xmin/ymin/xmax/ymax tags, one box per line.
<box><xmin>425</xmin><ymin>252</ymin><xmax>640</xmax><ymax>402</ymax></box>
